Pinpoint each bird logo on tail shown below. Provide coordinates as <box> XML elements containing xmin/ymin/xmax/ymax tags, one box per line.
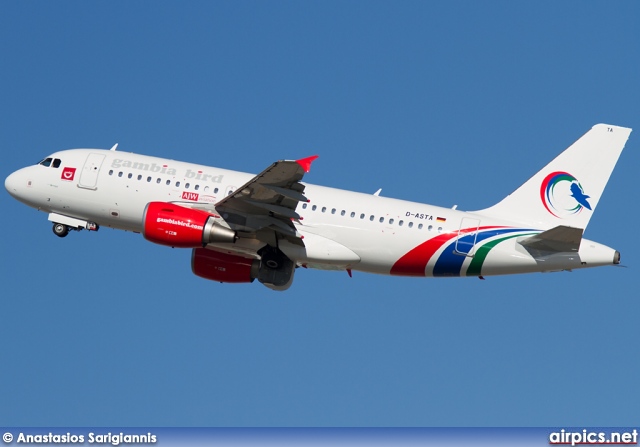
<box><xmin>569</xmin><ymin>182</ymin><xmax>592</xmax><ymax>210</ymax></box>
<box><xmin>540</xmin><ymin>171</ymin><xmax>592</xmax><ymax>218</ymax></box>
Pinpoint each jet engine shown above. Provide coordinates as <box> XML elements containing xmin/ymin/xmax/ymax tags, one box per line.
<box><xmin>191</xmin><ymin>246</ymin><xmax>296</xmax><ymax>290</ymax></box>
<box><xmin>191</xmin><ymin>248</ymin><xmax>259</xmax><ymax>283</ymax></box>
<box><xmin>143</xmin><ymin>202</ymin><xmax>236</xmax><ymax>248</ymax></box>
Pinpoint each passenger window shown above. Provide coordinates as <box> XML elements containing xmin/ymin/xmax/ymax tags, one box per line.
<box><xmin>128</xmin><ymin>173</ymin><xmax>132</xmax><ymax>179</ymax></box>
<box><xmin>418</xmin><ymin>223</ymin><xmax>423</xmax><ymax>229</ymax></box>
<box><xmin>109</xmin><ymin>170</ymin><xmax>114</xmax><ymax>175</ymax></box>
<box><xmin>214</xmin><ymin>187</ymin><xmax>219</xmax><ymax>193</ymax></box>
<box><xmin>438</xmin><ymin>227</ymin><xmax>443</xmax><ymax>233</ymax></box>
<box><xmin>369</xmin><ymin>215</ymin><xmax>374</xmax><ymax>221</ymax></box>
<box><xmin>176</xmin><ymin>181</ymin><xmax>180</xmax><ymax>187</ymax></box>
<box><xmin>379</xmin><ymin>217</ymin><xmax>384</xmax><ymax>223</ymax></box>
<box><xmin>138</xmin><ymin>175</ymin><xmax>142</xmax><ymax>181</ymax></box>
<box><xmin>302</xmin><ymin>203</ymin><xmax>308</xmax><ymax>209</ymax></box>
<box><xmin>408</xmin><ymin>222</ymin><xmax>414</xmax><ymax>228</ymax></box>
<box><xmin>185</xmin><ymin>183</ymin><xmax>190</xmax><ymax>189</ymax></box>
<box><xmin>331</xmin><ymin>208</ymin><xmax>336</xmax><ymax>214</ymax></box>
<box><xmin>52</xmin><ymin>159</ymin><xmax>61</xmax><ymax>168</ymax></box>
<box><xmin>312</xmin><ymin>205</ymin><xmax>317</xmax><ymax>211</ymax></box>
<box><xmin>195</xmin><ymin>185</ymin><xmax>200</xmax><ymax>191</ymax></box>
<box><xmin>360</xmin><ymin>213</ymin><xmax>365</xmax><ymax>219</ymax></box>
<box><xmin>350</xmin><ymin>212</ymin><xmax>355</xmax><ymax>218</ymax></box>
<box><xmin>204</xmin><ymin>186</ymin><xmax>209</xmax><ymax>192</ymax></box>
<box><xmin>428</xmin><ymin>225</ymin><xmax>433</xmax><ymax>231</ymax></box>
<box><xmin>399</xmin><ymin>220</ymin><xmax>404</xmax><ymax>227</ymax></box>
<box><xmin>147</xmin><ymin>176</ymin><xmax>152</xmax><ymax>182</ymax></box>
<box><xmin>166</xmin><ymin>180</ymin><xmax>171</xmax><ymax>185</ymax></box>
<box><xmin>118</xmin><ymin>172</ymin><xmax>123</xmax><ymax>177</ymax></box>
<box><xmin>322</xmin><ymin>207</ymin><xmax>326</xmax><ymax>213</ymax></box>
<box><xmin>156</xmin><ymin>178</ymin><xmax>161</xmax><ymax>184</ymax></box>
<box><xmin>341</xmin><ymin>210</ymin><xmax>346</xmax><ymax>216</ymax></box>
<box><xmin>389</xmin><ymin>218</ymin><xmax>395</xmax><ymax>224</ymax></box>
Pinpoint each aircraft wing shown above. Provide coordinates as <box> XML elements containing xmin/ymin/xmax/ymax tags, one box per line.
<box><xmin>210</xmin><ymin>156</ymin><xmax>318</xmax><ymax>244</ymax></box>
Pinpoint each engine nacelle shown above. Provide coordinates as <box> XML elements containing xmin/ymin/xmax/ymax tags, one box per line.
<box><xmin>191</xmin><ymin>248</ymin><xmax>259</xmax><ymax>283</ymax></box>
<box><xmin>143</xmin><ymin>202</ymin><xmax>237</xmax><ymax>248</ymax></box>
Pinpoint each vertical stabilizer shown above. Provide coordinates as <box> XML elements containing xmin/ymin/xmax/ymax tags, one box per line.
<box><xmin>476</xmin><ymin>124</ymin><xmax>631</xmax><ymax>230</ymax></box>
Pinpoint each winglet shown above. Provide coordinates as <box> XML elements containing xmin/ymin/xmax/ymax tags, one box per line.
<box><xmin>296</xmin><ymin>155</ymin><xmax>319</xmax><ymax>173</ymax></box>
<box><xmin>109</xmin><ymin>143</ymin><xmax>119</xmax><ymax>151</ymax></box>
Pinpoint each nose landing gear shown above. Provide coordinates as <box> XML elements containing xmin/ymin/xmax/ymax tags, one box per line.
<box><xmin>51</xmin><ymin>220</ymin><xmax>99</xmax><ymax>238</ymax></box>
<box><xmin>52</xmin><ymin>222</ymin><xmax>69</xmax><ymax>238</ymax></box>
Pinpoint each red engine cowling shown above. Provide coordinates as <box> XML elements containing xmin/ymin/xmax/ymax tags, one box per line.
<box><xmin>143</xmin><ymin>202</ymin><xmax>237</xmax><ymax>248</ymax></box>
<box><xmin>191</xmin><ymin>248</ymin><xmax>259</xmax><ymax>283</ymax></box>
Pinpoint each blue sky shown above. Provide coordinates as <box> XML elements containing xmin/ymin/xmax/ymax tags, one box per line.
<box><xmin>1</xmin><ymin>1</ymin><xmax>638</xmax><ymax>427</ymax></box>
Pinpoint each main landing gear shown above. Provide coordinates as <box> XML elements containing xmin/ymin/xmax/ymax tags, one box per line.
<box><xmin>260</xmin><ymin>246</ymin><xmax>287</xmax><ymax>270</ymax></box>
<box><xmin>256</xmin><ymin>245</ymin><xmax>295</xmax><ymax>290</ymax></box>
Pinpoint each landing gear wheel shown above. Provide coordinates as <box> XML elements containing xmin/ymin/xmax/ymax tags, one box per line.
<box><xmin>261</xmin><ymin>247</ymin><xmax>285</xmax><ymax>270</ymax></box>
<box><xmin>52</xmin><ymin>223</ymin><xmax>69</xmax><ymax>238</ymax></box>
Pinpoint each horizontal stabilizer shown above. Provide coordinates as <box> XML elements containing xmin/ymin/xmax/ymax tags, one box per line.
<box><xmin>519</xmin><ymin>225</ymin><xmax>583</xmax><ymax>253</ymax></box>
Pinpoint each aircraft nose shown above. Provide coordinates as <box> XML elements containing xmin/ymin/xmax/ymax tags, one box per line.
<box><xmin>5</xmin><ymin>171</ymin><xmax>19</xmax><ymax>198</ymax></box>
<box><xmin>5</xmin><ymin>169</ymin><xmax>28</xmax><ymax>201</ymax></box>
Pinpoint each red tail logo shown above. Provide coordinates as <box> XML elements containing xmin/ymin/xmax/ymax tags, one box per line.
<box><xmin>61</xmin><ymin>167</ymin><xmax>76</xmax><ymax>181</ymax></box>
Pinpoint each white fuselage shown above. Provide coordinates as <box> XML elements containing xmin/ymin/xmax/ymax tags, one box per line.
<box><xmin>5</xmin><ymin>148</ymin><xmax>619</xmax><ymax>278</ymax></box>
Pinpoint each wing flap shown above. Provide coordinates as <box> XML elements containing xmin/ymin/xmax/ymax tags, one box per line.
<box><xmin>244</xmin><ymin>199</ymin><xmax>301</xmax><ymax>220</ymax></box>
<box><xmin>262</xmin><ymin>184</ymin><xmax>309</xmax><ymax>202</ymax></box>
<box><xmin>213</xmin><ymin>157</ymin><xmax>317</xmax><ymax>243</ymax></box>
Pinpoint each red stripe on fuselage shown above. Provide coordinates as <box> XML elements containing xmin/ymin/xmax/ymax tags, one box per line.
<box><xmin>390</xmin><ymin>226</ymin><xmax>506</xmax><ymax>276</ymax></box>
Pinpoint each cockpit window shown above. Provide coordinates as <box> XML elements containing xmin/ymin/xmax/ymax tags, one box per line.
<box><xmin>38</xmin><ymin>157</ymin><xmax>62</xmax><ymax>168</ymax></box>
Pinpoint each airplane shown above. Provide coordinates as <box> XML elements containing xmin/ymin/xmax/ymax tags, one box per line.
<box><xmin>4</xmin><ymin>123</ymin><xmax>632</xmax><ymax>291</ymax></box>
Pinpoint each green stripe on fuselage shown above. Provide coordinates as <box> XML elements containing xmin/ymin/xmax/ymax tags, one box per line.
<box><xmin>466</xmin><ymin>233</ymin><xmax>538</xmax><ymax>277</ymax></box>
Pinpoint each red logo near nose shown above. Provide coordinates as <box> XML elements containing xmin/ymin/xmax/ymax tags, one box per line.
<box><xmin>61</xmin><ymin>167</ymin><xmax>76</xmax><ymax>181</ymax></box>
<box><xmin>182</xmin><ymin>191</ymin><xmax>199</xmax><ymax>201</ymax></box>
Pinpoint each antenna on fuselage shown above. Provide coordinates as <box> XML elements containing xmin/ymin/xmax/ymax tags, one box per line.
<box><xmin>109</xmin><ymin>144</ymin><xmax>119</xmax><ymax>151</ymax></box>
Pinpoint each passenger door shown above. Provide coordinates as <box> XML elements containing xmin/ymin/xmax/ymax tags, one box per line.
<box><xmin>78</xmin><ymin>153</ymin><xmax>106</xmax><ymax>190</ymax></box>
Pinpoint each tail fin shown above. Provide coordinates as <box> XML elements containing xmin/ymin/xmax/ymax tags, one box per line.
<box><xmin>477</xmin><ymin>124</ymin><xmax>632</xmax><ymax>230</ymax></box>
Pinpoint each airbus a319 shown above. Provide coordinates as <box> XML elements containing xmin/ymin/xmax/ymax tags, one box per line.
<box><xmin>5</xmin><ymin>124</ymin><xmax>631</xmax><ymax>290</ymax></box>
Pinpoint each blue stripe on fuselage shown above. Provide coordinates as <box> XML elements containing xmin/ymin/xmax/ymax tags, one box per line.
<box><xmin>433</xmin><ymin>228</ymin><xmax>531</xmax><ymax>277</ymax></box>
